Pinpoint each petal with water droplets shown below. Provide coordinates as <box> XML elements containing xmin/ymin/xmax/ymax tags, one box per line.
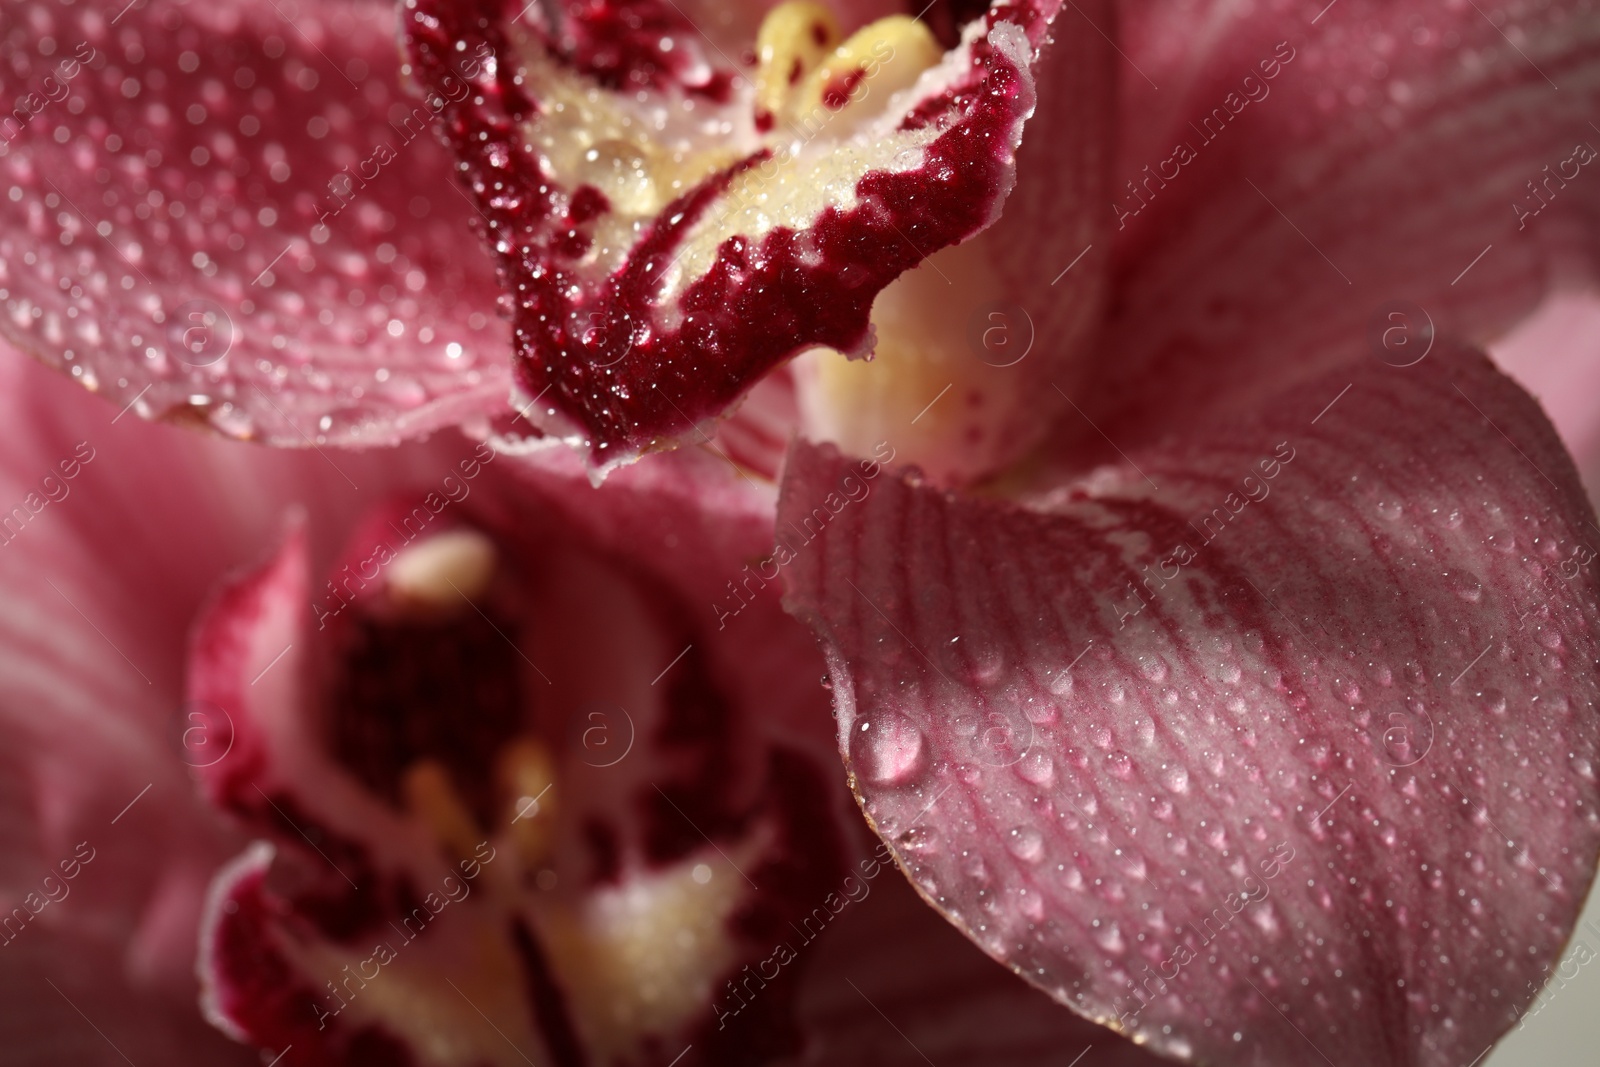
<box><xmin>0</xmin><ymin>0</ymin><xmax>509</xmax><ymax>445</ymax></box>
<box><xmin>780</xmin><ymin>344</ymin><xmax>1600</xmax><ymax>1067</ymax></box>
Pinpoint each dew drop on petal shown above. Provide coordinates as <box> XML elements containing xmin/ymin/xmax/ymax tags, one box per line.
<box><xmin>849</xmin><ymin>711</ymin><xmax>926</xmax><ymax>784</ymax></box>
<box><xmin>1006</xmin><ymin>826</ymin><xmax>1044</xmax><ymax>863</ymax></box>
<box><xmin>1138</xmin><ymin>655</ymin><xmax>1168</xmax><ymax>683</ymax></box>
<box><xmin>1016</xmin><ymin>749</ymin><xmax>1055</xmax><ymax>787</ymax></box>
<box><xmin>898</xmin><ymin>825</ymin><xmax>941</xmax><ymax>854</ymax></box>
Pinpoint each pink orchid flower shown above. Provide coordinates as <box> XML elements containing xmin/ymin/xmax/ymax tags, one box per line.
<box><xmin>3</xmin><ymin>1</ymin><xmax>1600</xmax><ymax>1067</ymax></box>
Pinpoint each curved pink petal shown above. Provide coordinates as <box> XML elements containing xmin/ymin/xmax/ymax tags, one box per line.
<box><xmin>779</xmin><ymin>345</ymin><xmax>1600</xmax><ymax>1066</ymax></box>
<box><xmin>0</xmin><ymin>0</ymin><xmax>510</xmax><ymax>446</ymax></box>
<box><xmin>404</xmin><ymin>0</ymin><xmax>1109</xmax><ymax>475</ymax></box>
<box><xmin>1089</xmin><ymin>0</ymin><xmax>1600</xmax><ymax>443</ymax></box>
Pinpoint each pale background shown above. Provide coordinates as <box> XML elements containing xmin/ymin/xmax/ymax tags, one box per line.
<box><xmin>1484</xmin><ymin>288</ymin><xmax>1600</xmax><ymax>1066</ymax></box>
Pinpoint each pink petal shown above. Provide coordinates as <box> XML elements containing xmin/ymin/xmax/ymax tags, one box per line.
<box><xmin>1091</xmin><ymin>0</ymin><xmax>1600</xmax><ymax>443</ymax></box>
<box><xmin>0</xmin><ymin>349</ymin><xmax>486</xmax><ymax>1060</ymax></box>
<box><xmin>0</xmin><ymin>924</ymin><xmax>251</xmax><ymax>1066</ymax></box>
<box><xmin>0</xmin><ymin>0</ymin><xmax>510</xmax><ymax>445</ymax></box>
<box><xmin>403</xmin><ymin>0</ymin><xmax>1100</xmax><ymax>475</ymax></box>
<box><xmin>780</xmin><ymin>345</ymin><xmax>1600</xmax><ymax>1066</ymax></box>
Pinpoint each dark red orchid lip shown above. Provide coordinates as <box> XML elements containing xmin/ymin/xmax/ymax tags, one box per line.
<box><xmin>402</xmin><ymin>0</ymin><xmax>1069</xmax><ymax>474</ymax></box>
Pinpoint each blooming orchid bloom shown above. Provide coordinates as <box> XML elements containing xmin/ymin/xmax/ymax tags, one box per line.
<box><xmin>4</xmin><ymin>2</ymin><xmax>1600</xmax><ymax>1067</ymax></box>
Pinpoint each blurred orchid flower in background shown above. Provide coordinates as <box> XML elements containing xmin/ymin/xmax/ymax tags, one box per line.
<box><xmin>3</xmin><ymin>1</ymin><xmax>1600</xmax><ymax>1066</ymax></box>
